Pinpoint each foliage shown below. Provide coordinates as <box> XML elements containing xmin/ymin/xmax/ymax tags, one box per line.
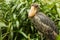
<box><xmin>56</xmin><ymin>35</ymin><xmax>60</xmax><ymax>40</ymax></box>
<box><xmin>0</xmin><ymin>0</ymin><xmax>60</xmax><ymax>40</ymax></box>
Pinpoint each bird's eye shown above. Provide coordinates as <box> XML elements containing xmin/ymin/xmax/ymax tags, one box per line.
<box><xmin>35</xmin><ymin>5</ymin><xmax>38</xmax><ymax>8</ymax></box>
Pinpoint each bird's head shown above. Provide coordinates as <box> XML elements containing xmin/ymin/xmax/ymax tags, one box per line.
<box><xmin>28</xmin><ymin>3</ymin><xmax>39</xmax><ymax>18</ymax></box>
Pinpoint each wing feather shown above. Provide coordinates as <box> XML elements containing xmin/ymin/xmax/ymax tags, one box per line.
<box><xmin>36</xmin><ymin>12</ymin><xmax>59</xmax><ymax>34</ymax></box>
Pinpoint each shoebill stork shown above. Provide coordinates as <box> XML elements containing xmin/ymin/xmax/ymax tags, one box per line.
<box><xmin>28</xmin><ymin>3</ymin><xmax>59</xmax><ymax>40</ymax></box>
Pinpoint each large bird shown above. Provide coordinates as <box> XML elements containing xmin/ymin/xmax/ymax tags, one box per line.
<box><xmin>28</xmin><ymin>3</ymin><xmax>59</xmax><ymax>40</ymax></box>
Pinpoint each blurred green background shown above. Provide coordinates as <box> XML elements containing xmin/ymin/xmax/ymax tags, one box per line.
<box><xmin>0</xmin><ymin>0</ymin><xmax>60</xmax><ymax>40</ymax></box>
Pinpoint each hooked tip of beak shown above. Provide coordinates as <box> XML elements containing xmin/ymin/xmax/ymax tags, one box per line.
<box><xmin>28</xmin><ymin>14</ymin><xmax>33</xmax><ymax>18</ymax></box>
<box><xmin>28</xmin><ymin>12</ymin><xmax>34</xmax><ymax>18</ymax></box>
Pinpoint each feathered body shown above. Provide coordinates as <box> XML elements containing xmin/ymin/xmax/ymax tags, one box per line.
<box><xmin>28</xmin><ymin>3</ymin><xmax>59</xmax><ymax>40</ymax></box>
<box><xmin>31</xmin><ymin>12</ymin><xmax>59</xmax><ymax>40</ymax></box>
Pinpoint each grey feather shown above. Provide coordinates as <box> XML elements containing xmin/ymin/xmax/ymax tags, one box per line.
<box><xmin>36</xmin><ymin>12</ymin><xmax>59</xmax><ymax>34</ymax></box>
<box><xmin>31</xmin><ymin>12</ymin><xmax>59</xmax><ymax>40</ymax></box>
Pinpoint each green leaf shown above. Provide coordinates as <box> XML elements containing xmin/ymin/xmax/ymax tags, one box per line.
<box><xmin>17</xmin><ymin>2</ymin><xmax>26</xmax><ymax>10</ymax></box>
<box><xmin>19</xmin><ymin>28</ymin><xmax>28</xmax><ymax>38</ymax></box>
<box><xmin>56</xmin><ymin>3</ymin><xmax>60</xmax><ymax>17</ymax></box>
<box><xmin>58</xmin><ymin>21</ymin><xmax>60</xmax><ymax>27</ymax></box>
<box><xmin>13</xmin><ymin>14</ymin><xmax>16</xmax><ymax>20</ymax></box>
<box><xmin>56</xmin><ymin>35</ymin><xmax>60</xmax><ymax>40</ymax></box>
<box><xmin>20</xmin><ymin>7</ymin><xmax>26</xmax><ymax>13</ymax></box>
<box><xmin>0</xmin><ymin>22</ymin><xmax>6</xmax><ymax>27</ymax></box>
<box><xmin>0</xmin><ymin>25</ymin><xmax>2</xmax><ymax>40</ymax></box>
<box><xmin>11</xmin><ymin>5</ymin><xmax>17</xmax><ymax>13</ymax></box>
<box><xmin>16</xmin><ymin>20</ymin><xmax>19</xmax><ymax>28</ymax></box>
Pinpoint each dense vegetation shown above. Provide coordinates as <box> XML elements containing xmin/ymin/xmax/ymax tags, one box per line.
<box><xmin>0</xmin><ymin>0</ymin><xmax>60</xmax><ymax>40</ymax></box>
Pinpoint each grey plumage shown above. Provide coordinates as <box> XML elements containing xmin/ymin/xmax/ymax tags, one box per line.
<box><xmin>38</xmin><ymin>12</ymin><xmax>59</xmax><ymax>34</ymax></box>
<box><xmin>28</xmin><ymin>3</ymin><xmax>59</xmax><ymax>40</ymax></box>
<box><xmin>31</xmin><ymin>12</ymin><xmax>59</xmax><ymax>40</ymax></box>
